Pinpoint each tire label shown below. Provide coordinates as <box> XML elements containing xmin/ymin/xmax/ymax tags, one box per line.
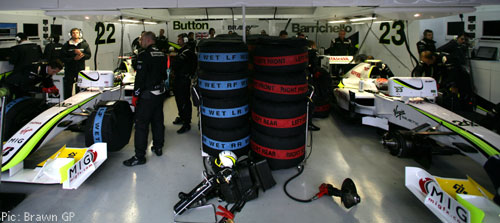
<box><xmin>202</xmin><ymin>135</ymin><xmax>250</xmax><ymax>150</ymax></box>
<box><xmin>199</xmin><ymin>52</ymin><xmax>248</xmax><ymax>62</ymax></box>
<box><xmin>93</xmin><ymin>107</ymin><xmax>107</xmax><ymax>143</ymax></box>
<box><xmin>199</xmin><ymin>78</ymin><xmax>248</xmax><ymax>91</ymax></box>
<box><xmin>252</xmin><ymin>79</ymin><xmax>307</xmax><ymax>95</ymax></box>
<box><xmin>251</xmin><ymin>140</ymin><xmax>304</xmax><ymax>159</ymax></box>
<box><xmin>252</xmin><ymin>112</ymin><xmax>306</xmax><ymax>128</ymax></box>
<box><xmin>314</xmin><ymin>104</ymin><xmax>331</xmax><ymax>112</ymax></box>
<box><xmin>254</xmin><ymin>52</ymin><xmax>308</xmax><ymax>66</ymax></box>
<box><xmin>201</xmin><ymin>105</ymin><xmax>249</xmax><ymax>118</ymax></box>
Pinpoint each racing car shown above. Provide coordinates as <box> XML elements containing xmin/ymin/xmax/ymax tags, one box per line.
<box><xmin>1</xmin><ymin>70</ymin><xmax>134</xmax><ymax>188</ymax></box>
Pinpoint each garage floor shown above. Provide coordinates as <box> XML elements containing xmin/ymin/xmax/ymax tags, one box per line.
<box><xmin>0</xmin><ymin>96</ymin><xmax>494</xmax><ymax>223</ymax></box>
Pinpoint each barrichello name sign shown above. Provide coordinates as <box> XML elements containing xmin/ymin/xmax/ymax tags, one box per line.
<box><xmin>292</xmin><ymin>23</ymin><xmax>352</xmax><ymax>33</ymax></box>
<box><xmin>173</xmin><ymin>21</ymin><xmax>209</xmax><ymax>30</ymax></box>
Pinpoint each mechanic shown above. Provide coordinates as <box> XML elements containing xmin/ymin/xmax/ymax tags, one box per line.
<box><xmin>43</xmin><ymin>34</ymin><xmax>63</xmax><ymax>62</ymax></box>
<box><xmin>327</xmin><ymin>30</ymin><xmax>356</xmax><ymax>56</ymax></box>
<box><xmin>61</xmin><ymin>28</ymin><xmax>91</xmax><ymax>99</ymax></box>
<box><xmin>327</xmin><ymin>30</ymin><xmax>356</xmax><ymax>79</ymax></box>
<box><xmin>171</xmin><ymin>33</ymin><xmax>197</xmax><ymax>134</ymax></box>
<box><xmin>412</xmin><ymin>51</ymin><xmax>437</xmax><ymax>78</ymax></box>
<box><xmin>416</xmin><ymin>29</ymin><xmax>436</xmax><ymax>55</ymax></box>
<box><xmin>279</xmin><ymin>30</ymin><xmax>288</xmax><ymax>39</ymax></box>
<box><xmin>8</xmin><ymin>33</ymin><xmax>43</xmax><ymax>76</ymax></box>
<box><xmin>187</xmin><ymin>32</ymin><xmax>196</xmax><ymax>50</ymax></box>
<box><xmin>209</xmin><ymin>28</ymin><xmax>216</xmax><ymax>38</ymax></box>
<box><xmin>158</xmin><ymin>29</ymin><xmax>166</xmax><ymax>41</ymax></box>
<box><xmin>124</xmin><ymin>31</ymin><xmax>167</xmax><ymax>166</ymax></box>
<box><xmin>437</xmin><ymin>32</ymin><xmax>468</xmax><ymax>66</ymax></box>
<box><xmin>437</xmin><ymin>32</ymin><xmax>473</xmax><ymax>110</ymax></box>
<box><xmin>4</xmin><ymin>59</ymin><xmax>63</xmax><ymax>98</ymax></box>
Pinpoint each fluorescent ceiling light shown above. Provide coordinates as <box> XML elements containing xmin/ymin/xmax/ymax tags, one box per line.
<box><xmin>414</xmin><ymin>13</ymin><xmax>421</xmax><ymax>17</ymax></box>
<box><xmin>350</xmin><ymin>17</ymin><xmax>376</xmax><ymax>22</ymax></box>
<box><xmin>144</xmin><ymin>21</ymin><xmax>158</xmax><ymax>25</ymax></box>
<box><xmin>351</xmin><ymin>22</ymin><xmax>365</xmax><ymax>25</ymax></box>
<box><xmin>46</xmin><ymin>10</ymin><xmax>120</xmax><ymax>16</ymax></box>
<box><xmin>120</xmin><ymin>19</ymin><xmax>141</xmax><ymax>23</ymax></box>
<box><xmin>84</xmin><ymin>16</ymin><xmax>90</xmax><ymax>20</ymax></box>
<box><xmin>328</xmin><ymin>20</ymin><xmax>346</xmax><ymax>24</ymax></box>
<box><xmin>374</xmin><ymin>21</ymin><xmax>393</xmax><ymax>23</ymax></box>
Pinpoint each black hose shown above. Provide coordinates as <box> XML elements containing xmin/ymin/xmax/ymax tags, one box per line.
<box><xmin>94</xmin><ymin>23</ymin><xmax>99</xmax><ymax>70</ymax></box>
<box><xmin>283</xmin><ymin>165</ymin><xmax>316</xmax><ymax>203</ymax></box>
<box><xmin>351</xmin><ymin>17</ymin><xmax>375</xmax><ymax>63</ymax></box>
<box><xmin>403</xmin><ymin>20</ymin><xmax>419</xmax><ymax>66</ymax></box>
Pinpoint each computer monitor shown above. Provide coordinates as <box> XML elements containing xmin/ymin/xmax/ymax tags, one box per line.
<box><xmin>474</xmin><ymin>46</ymin><xmax>497</xmax><ymax>60</ymax></box>
<box><xmin>23</xmin><ymin>23</ymin><xmax>39</xmax><ymax>37</ymax></box>
<box><xmin>447</xmin><ymin>21</ymin><xmax>464</xmax><ymax>36</ymax></box>
<box><xmin>482</xmin><ymin>20</ymin><xmax>500</xmax><ymax>37</ymax></box>
<box><xmin>0</xmin><ymin>23</ymin><xmax>17</xmax><ymax>37</ymax></box>
<box><xmin>51</xmin><ymin>24</ymin><xmax>62</xmax><ymax>36</ymax></box>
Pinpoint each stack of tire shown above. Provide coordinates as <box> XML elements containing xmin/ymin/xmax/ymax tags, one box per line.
<box><xmin>198</xmin><ymin>38</ymin><xmax>250</xmax><ymax>158</ymax></box>
<box><xmin>250</xmin><ymin>37</ymin><xmax>309</xmax><ymax>170</ymax></box>
<box><xmin>312</xmin><ymin>68</ymin><xmax>333</xmax><ymax>118</ymax></box>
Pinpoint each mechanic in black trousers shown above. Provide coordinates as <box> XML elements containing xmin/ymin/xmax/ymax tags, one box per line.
<box><xmin>3</xmin><ymin>59</ymin><xmax>63</xmax><ymax>99</ymax></box>
<box><xmin>172</xmin><ymin>33</ymin><xmax>197</xmax><ymax>134</ymax></box>
<box><xmin>124</xmin><ymin>31</ymin><xmax>167</xmax><ymax>166</ymax></box>
<box><xmin>61</xmin><ymin>28</ymin><xmax>91</xmax><ymax>99</ymax></box>
<box><xmin>416</xmin><ymin>29</ymin><xmax>436</xmax><ymax>55</ymax></box>
<box><xmin>8</xmin><ymin>33</ymin><xmax>42</xmax><ymax>76</ymax></box>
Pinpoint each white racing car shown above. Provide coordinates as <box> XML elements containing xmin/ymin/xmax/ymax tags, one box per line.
<box><xmin>1</xmin><ymin>70</ymin><xmax>134</xmax><ymax>189</ymax></box>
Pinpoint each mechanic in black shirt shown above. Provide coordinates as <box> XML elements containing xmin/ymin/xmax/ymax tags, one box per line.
<box><xmin>44</xmin><ymin>34</ymin><xmax>63</xmax><ymax>62</ymax></box>
<box><xmin>327</xmin><ymin>30</ymin><xmax>356</xmax><ymax>79</ymax></box>
<box><xmin>124</xmin><ymin>31</ymin><xmax>167</xmax><ymax>167</ymax></box>
<box><xmin>416</xmin><ymin>29</ymin><xmax>436</xmax><ymax>55</ymax></box>
<box><xmin>437</xmin><ymin>33</ymin><xmax>473</xmax><ymax>109</ymax></box>
<box><xmin>171</xmin><ymin>33</ymin><xmax>197</xmax><ymax>134</ymax></box>
<box><xmin>61</xmin><ymin>28</ymin><xmax>91</xmax><ymax>99</ymax></box>
<box><xmin>328</xmin><ymin>30</ymin><xmax>356</xmax><ymax>56</ymax></box>
<box><xmin>412</xmin><ymin>51</ymin><xmax>436</xmax><ymax>78</ymax></box>
<box><xmin>437</xmin><ymin>32</ymin><xmax>468</xmax><ymax>66</ymax></box>
<box><xmin>9</xmin><ymin>33</ymin><xmax>43</xmax><ymax>76</ymax></box>
<box><xmin>4</xmin><ymin>59</ymin><xmax>63</xmax><ymax>98</ymax></box>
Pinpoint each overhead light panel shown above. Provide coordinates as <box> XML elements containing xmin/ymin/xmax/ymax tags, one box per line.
<box><xmin>119</xmin><ymin>19</ymin><xmax>141</xmax><ymax>23</ymax></box>
<box><xmin>144</xmin><ymin>21</ymin><xmax>157</xmax><ymax>25</ymax></box>
<box><xmin>351</xmin><ymin>22</ymin><xmax>365</xmax><ymax>25</ymax></box>
<box><xmin>84</xmin><ymin>16</ymin><xmax>90</xmax><ymax>20</ymax></box>
<box><xmin>350</xmin><ymin>17</ymin><xmax>376</xmax><ymax>22</ymax></box>
<box><xmin>414</xmin><ymin>13</ymin><xmax>421</xmax><ymax>17</ymax></box>
<box><xmin>328</xmin><ymin>20</ymin><xmax>347</xmax><ymax>24</ymax></box>
<box><xmin>373</xmin><ymin>21</ymin><xmax>393</xmax><ymax>24</ymax></box>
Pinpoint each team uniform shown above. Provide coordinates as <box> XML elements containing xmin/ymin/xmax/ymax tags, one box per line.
<box><xmin>133</xmin><ymin>45</ymin><xmax>167</xmax><ymax>158</ymax></box>
<box><xmin>61</xmin><ymin>38</ymin><xmax>91</xmax><ymax>99</ymax></box>
<box><xmin>4</xmin><ymin>64</ymin><xmax>58</xmax><ymax>98</ymax></box>
<box><xmin>9</xmin><ymin>41</ymin><xmax>42</xmax><ymax>75</ymax></box>
<box><xmin>416</xmin><ymin>38</ymin><xmax>436</xmax><ymax>55</ymax></box>
<box><xmin>172</xmin><ymin>44</ymin><xmax>197</xmax><ymax>129</ymax></box>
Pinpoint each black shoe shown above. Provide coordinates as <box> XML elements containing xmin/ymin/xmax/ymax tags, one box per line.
<box><xmin>308</xmin><ymin>123</ymin><xmax>320</xmax><ymax>131</ymax></box>
<box><xmin>152</xmin><ymin>147</ymin><xmax>163</xmax><ymax>156</ymax></box>
<box><xmin>123</xmin><ymin>156</ymin><xmax>146</xmax><ymax>166</ymax></box>
<box><xmin>173</xmin><ymin>117</ymin><xmax>183</xmax><ymax>125</ymax></box>
<box><xmin>177</xmin><ymin>124</ymin><xmax>191</xmax><ymax>134</ymax></box>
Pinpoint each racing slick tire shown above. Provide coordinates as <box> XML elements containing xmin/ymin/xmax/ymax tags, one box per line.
<box><xmin>3</xmin><ymin>97</ymin><xmax>47</xmax><ymax>140</ymax></box>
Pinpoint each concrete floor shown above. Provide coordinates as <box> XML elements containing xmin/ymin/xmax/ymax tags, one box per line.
<box><xmin>0</xmin><ymin>97</ymin><xmax>494</xmax><ymax>223</ymax></box>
